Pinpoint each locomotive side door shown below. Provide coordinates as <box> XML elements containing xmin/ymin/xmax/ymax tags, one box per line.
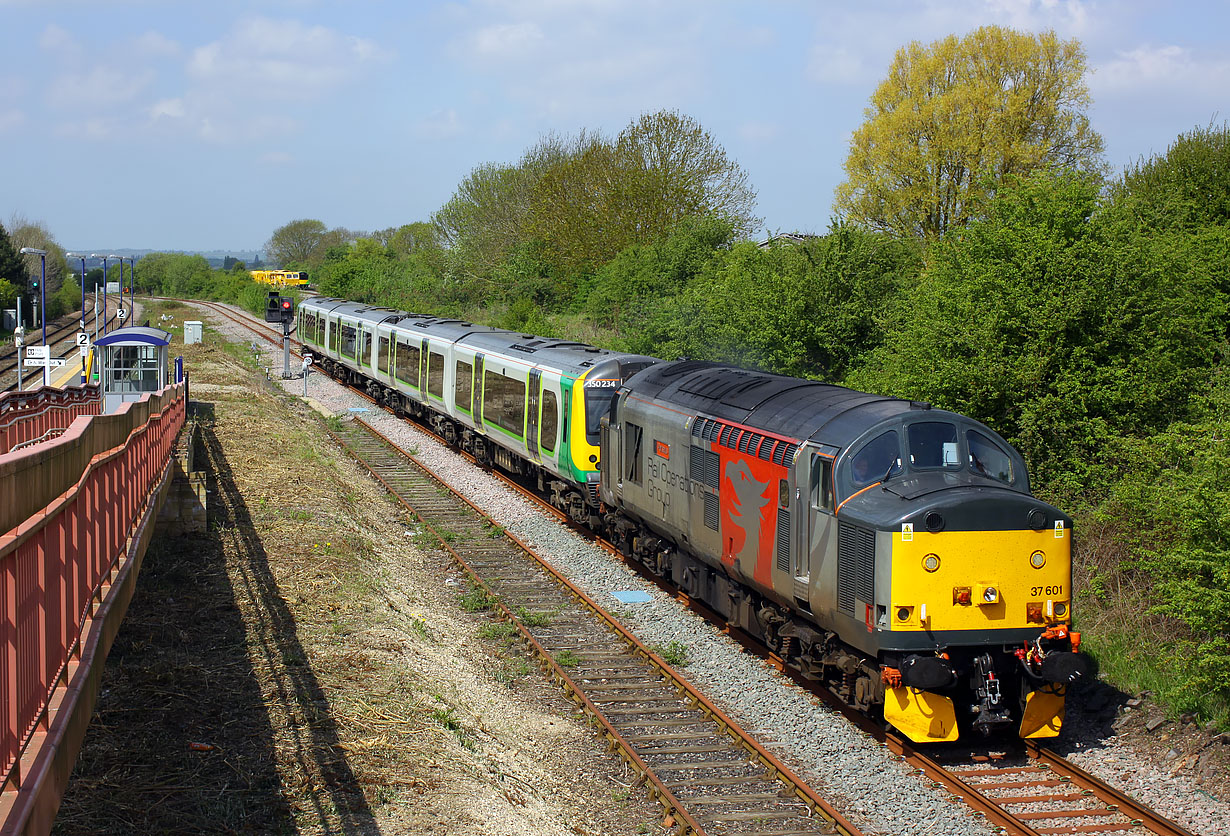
<box><xmin>800</xmin><ymin>447</ymin><xmax>839</xmax><ymax>612</ymax></box>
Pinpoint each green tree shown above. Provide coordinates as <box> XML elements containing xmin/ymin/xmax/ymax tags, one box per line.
<box><xmin>265</xmin><ymin>219</ymin><xmax>328</xmax><ymax>267</ymax></box>
<box><xmin>433</xmin><ymin>132</ymin><xmax>589</xmax><ymax>278</ymax></box>
<box><xmin>1111</xmin><ymin>122</ymin><xmax>1230</xmax><ymax>231</ymax></box>
<box><xmin>836</xmin><ymin>25</ymin><xmax>1105</xmax><ymax>239</ymax></box>
<box><xmin>531</xmin><ymin>111</ymin><xmax>759</xmax><ymax>274</ymax></box>
<box><xmin>0</xmin><ymin>222</ymin><xmax>23</xmax><ymax>290</ymax></box>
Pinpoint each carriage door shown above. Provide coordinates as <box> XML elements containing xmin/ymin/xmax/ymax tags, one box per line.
<box><xmin>474</xmin><ymin>354</ymin><xmax>485</xmax><ymax>426</ymax></box>
<box><xmin>419</xmin><ymin>339</ymin><xmax>429</xmax><ymax>395</ymax></box>
<box><xmin>526</xmin><ymin>369</ymin><xmax>541</xmax><ymax>461</ymax></box>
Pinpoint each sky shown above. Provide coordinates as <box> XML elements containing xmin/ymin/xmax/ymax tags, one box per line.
<box><xmin>1</xmin><ymin>0</ymin><xmax>1227</xmax><ymax>254</ymax></box>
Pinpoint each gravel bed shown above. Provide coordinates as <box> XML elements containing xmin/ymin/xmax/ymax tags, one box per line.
<box><xmin>192</xmin><ymin>302</ymin><xmax>1229</xmax><ymax>836</ymax></box>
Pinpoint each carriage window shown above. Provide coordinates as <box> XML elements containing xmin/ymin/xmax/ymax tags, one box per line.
<box><xmin>483</xmin><ymin>370</ymin><xmax>525</xmax><ymax>437</ymax></box>
<box><xmin>427</xmin><ymin>351</ymin><xmax>445</xmax><ymax>398</ymax></box>
<box><xmin>378</xmin><ymin>336</ymin><xmax>390</xmax><ymax>373</ymax></box>
<box><xmin>850</xmin><ymin>431</ymin><xmax>901</xmax><ymax>487</ymax></box>
<box><xmin>455</xmin><ymin>360</ymin><xmax>473</xmax><ymax>412</ymax></box>
<box><xmin>810</xmin><ymin>455</ymin><xmax>834</xmax><ymax>511</ymax></box>
<box><xmin>908</xmin><ymin>422</ymin><xmax>960</xmax><ymax>470</ymax></box>
<box><xmin>358</xmin><ymin>329</ymin><xmax>371</xmax><ymax>366</ymax></box>
<box><xmin>967</xmin><ymin>429</ymin><xmax>1014</xmax><ymax>484</ymax></box>
<box><xmin>339</xmin><ymin>324</ymin><xmax>357</xmax><ymax>358</ymax></box>
<box><xmin>540</xmin><ymin>390</ymin><xmax>558</xmax><ymax>452</ymax></box>
<box><xmin>394</xmin><ymin>341</ymin><xmax>420</xmax><ymax>386</ymax></box>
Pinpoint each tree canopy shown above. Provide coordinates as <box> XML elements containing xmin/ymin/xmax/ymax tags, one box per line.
<box><xmin>835</xmin><ymin>25</ymin><xmax>1105</xmax><ymax>239</ymax></box>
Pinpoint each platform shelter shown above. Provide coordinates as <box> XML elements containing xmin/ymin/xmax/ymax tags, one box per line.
<box><xmin>94</xmin><ymin>326</ymin><xmax>175</xmax><ymax>414</ymax></box>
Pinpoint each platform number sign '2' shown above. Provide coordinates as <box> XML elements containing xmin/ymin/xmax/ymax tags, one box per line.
<box><xmin>76</xmin><ymin>331</ymin><xmax>88</xmax><ymax>347</ymax></box>
<box><xmin>117</xmin><ymin>307</ymin><xmax>128</xmax><ymax>321</ymax></box>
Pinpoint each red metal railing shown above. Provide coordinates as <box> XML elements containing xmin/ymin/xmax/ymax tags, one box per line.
<box><xmin>0</xmin><ymin>386</ymin><xmax>101</xmax><ymax>456</ymax></box>
<box><xmin>0</xmin><ymin>382</ymin><xmax>186</xmax><ymax>798</ymax></box>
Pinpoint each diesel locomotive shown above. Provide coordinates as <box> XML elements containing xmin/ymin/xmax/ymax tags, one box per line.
<box><xmin>296</xmin><ymin>296</ymin><xmax>1088</xmax><ymax>743</ymax></box>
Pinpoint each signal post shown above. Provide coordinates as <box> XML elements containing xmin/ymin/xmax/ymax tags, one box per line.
<box><xmin>264</xmin><ymin>291</ymin><xmax>296</xmax><ymax>378</ymax></box>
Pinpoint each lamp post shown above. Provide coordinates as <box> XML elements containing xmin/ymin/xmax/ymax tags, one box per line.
<box><xmin>110</xmin><ymin>254</ymin><xmax>125</xmax><ymax>323</ymax></box>
<box><xmin>19</xmin><ymin>247</ymin><xmax>48</xmax><ymax>387</ymax></box>
<box><xmin>65</xmin><ymin>252</ymin><xmax>90</xmax><ymax>384</ymax></box>
<box><xmin>92</xmin><ymin>254</ymin><xmax>112</xmax><ymax>334</ymax></box>
<box><xmin>64</xmin><ymin>252</ymin><xmax>88</xmax><ymax>329</ymax></box>
<box><xmin>117</xmin><ymin>255</ymin><xmax>135</xmax><ymax>319</ymax></box>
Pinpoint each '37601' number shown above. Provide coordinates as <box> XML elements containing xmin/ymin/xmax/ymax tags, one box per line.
<box><xmin>1031</xmin><ymin>585</ymin><xmax>1063</xmax><ymax>596</ymax></box>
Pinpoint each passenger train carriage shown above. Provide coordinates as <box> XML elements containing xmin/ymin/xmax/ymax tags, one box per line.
<box><xmin>295</xmin><ymin>297</ymin><xmax>1088</xmax><ymax>743</ymax></box>
<box><xmin>296</xmin><ymin>298</ymin><xmax>656</xmax><ymax>523</ymax></box>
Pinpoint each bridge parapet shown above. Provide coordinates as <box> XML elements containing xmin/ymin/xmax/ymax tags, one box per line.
<box><xmin>0</xmin><ymin>381</ymin><xmax>186</xmax><ymax>835</ymax></box>
<box><xmin>0</xmin><ymin>386</ymin><xmax>101</xmax><ymax>457</ymax></box>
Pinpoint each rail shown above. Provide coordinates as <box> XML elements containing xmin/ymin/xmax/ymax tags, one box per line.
<box><xmin>0</xmin><ymin>381</ymin><xmax>187</xmax><ymax>834</ymax></box>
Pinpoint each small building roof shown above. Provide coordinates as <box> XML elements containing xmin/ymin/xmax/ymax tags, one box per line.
<box><xmin>94</xmin><ymin>326</ymin><xmax>173</xmax><ymax>347</ymax></box>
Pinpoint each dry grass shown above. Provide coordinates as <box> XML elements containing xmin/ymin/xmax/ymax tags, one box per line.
<box><xmin>53</xmin><ymin>306</ymin><xmax>664</xmax><ymax>835</ymax></box>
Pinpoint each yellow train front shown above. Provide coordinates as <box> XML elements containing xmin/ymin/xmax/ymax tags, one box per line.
<box><xmin>817</xmin><ymin>409</ymin><xmax>1088</xmax><ymax>742</ymax></box>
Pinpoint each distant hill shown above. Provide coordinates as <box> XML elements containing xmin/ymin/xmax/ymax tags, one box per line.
<box><xmin>63</xmin><ymin>249</ymin><xmax>266</xmax><ymax>270</ymax></box>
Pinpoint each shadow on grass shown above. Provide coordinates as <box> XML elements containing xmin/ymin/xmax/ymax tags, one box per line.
<box><xmin>54</xmin><ymin>412</ymin><xmax>376</xmax><ymax>835</ymax></box>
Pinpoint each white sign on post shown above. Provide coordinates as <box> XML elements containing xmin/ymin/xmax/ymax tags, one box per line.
<box><xmin>25</xmin><ymin>345</ymin><xmax>49</xmax><ymax>359</ymax></box>
<box><xmin>76</xmin><ymin>331</ymin><xmax>89</xmax><ymax>347</ymax></box>
<box><xmin>117</xmin><ymin>307</ymin><xmax>128</xmax><ymax>321</ymax></box>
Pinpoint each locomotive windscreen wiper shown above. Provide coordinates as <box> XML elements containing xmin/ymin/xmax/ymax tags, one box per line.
<box><xmin>880</xmin><ymin>457</ymin><xmax>902</xmax><ymax>487</ymax></box>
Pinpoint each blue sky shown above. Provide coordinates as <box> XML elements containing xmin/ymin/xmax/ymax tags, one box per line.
<box><xmin>2</xmin><ymin>0</ymin><xmax>1227</xmax><ymax>254</ymax></box>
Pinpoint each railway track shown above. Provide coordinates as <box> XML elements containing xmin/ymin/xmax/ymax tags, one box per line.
<box><xmin>902</xmin><ymin>742</ymin><xmax>1196</xmax><ymax>836</ymax></box>
<box><xmin>186</xmin><ymin>298</ymin><xmax>1204</xmax><ymax>836</ymax></box>
<box><xmin>0</xmin><ymin>298</ymin><xmax>120</xmax><ymax>391</ymax></box>
<box><xmin>326</xmin><ymin>414</ymin><xmax>859</xmax><ymax>836</ymax></box>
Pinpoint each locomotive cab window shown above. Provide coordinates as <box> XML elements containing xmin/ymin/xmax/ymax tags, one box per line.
<box><xmin>584</xmin><ymin>387</ymin><xmax>617</xmax><ymax>446</ymax></box>
<box><xmin>850</xmin><ymin>431</ymin><xmax>901</xmax><ymax>487</ymax></box>
<box><xmin>907</xmin><ymin>422</ymin><xmax>961</xmax><ymax>470</ymax></box>
<box><xmin>810</xmin><ymin>455</ymin><xmax>834</xmax><ymax>511</ymax></box>
<box><xmin>967</xmin><ymin>429</ymin><xmax>1014</xmax><ymax>484</ymax></box>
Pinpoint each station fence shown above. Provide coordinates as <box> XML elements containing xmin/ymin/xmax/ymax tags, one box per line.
<box><xmin>0</xmin><ymin>381</ymin><xmax>186</xmax><ymax>835</ymax></box>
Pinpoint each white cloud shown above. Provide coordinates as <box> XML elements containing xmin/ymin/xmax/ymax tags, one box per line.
<box><xmin>48</xmin><ymin>66</ymin><xmax>154</xmax><ymax>109</ymax></box>
<box><xmin>259</xmin><ymin>151</ymin><xmax>294</xmax><ymax>165</ymax></box>
<box><xmin>415</xmin><ymin>109</ymin><xmax>464</xmax><ymax>140</ymax></box>
<box><xmin>38</xmin><ymin>23</ymin><xmax>76</xmax><ymax>52</ymax></box>
<box><xmin>135</xmin><ymin>31</ymin><xmax>182</xmax><ymax>58</ymax></box>
<box><xmin>738</xmin><ymin>121</ymin><xmax>780</xmax><ymax>143</ymax></box>
<box><xmin>468</xmin><ymin>22</ymin><xmax>545</xmax><ymax>60</ymax></box>
<box><xmin>1093</xmin><ymin>44</ymin><xmax>1230</xmax><ymax>97</ymax></box>
<box><xmin>0</xmin><ymin>109</ymin><xmax>26</xmax><ymax>134</ymax></box>
<box><xmin>188</xmin><ymin>17</ymin><xmax>387</xmax><ymax>101</ymax></box>
<box><xmin>808</xmin><ymin>44</ymin><xmax>865</xmax><ymax>84</ymax></box>
<box><xmin>149</xmin><ymin>97</ymin><xmax>186</xmax><ymax>120</ymax></box>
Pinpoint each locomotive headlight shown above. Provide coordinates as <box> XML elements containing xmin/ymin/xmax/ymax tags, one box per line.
<box><xmin>1054</xmin><ymin>602</ymin><xmax>1067</xmax><ymax>618</ymax></box>
<box><xmin>922</xmin><ymin>553</ymin><xmax>940</xmax><ymax>573</ymax></box>
<box><xmin>897</xmin><ymin>606</ymin><xmax>912</xmax><ymax>622</ymax></box>
<box><xmin>1030</xmin><ymin>550</ymin><xmax>1046</xmax><ymax>569</ymax></box>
